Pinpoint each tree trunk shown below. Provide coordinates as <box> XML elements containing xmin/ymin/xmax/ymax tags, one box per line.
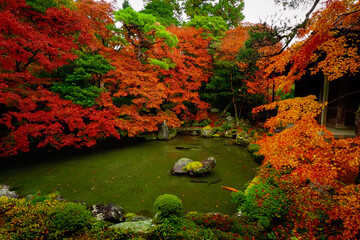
<box><xmin>321</xmin><ymin>75</ymin><xmax>329</xmax><ymax>126</ymax></box>
<box><xmin>230</xmin><ymin>73</ymin><xmax>238</xmax><ymax>121</ymax></box>
<box><xmin>335</xmin><ymin>78</ymin><xmax>348</xmax><ymax>128</ymax></box>
<box><xmin>355</xmin><ymin>106</ymin><xmax>360</xmax><ymax>137</ymax></box>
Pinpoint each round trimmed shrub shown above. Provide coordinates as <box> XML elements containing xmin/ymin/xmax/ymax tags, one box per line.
<box><xmin>51</xmin><ymin>202</ymin><xmax>93</xmax><ymax>235</ymax></box>
<box><xmin>154</xmin><ymin>194</ymin><xmax>183</xmax><ymax>218</ymax></box>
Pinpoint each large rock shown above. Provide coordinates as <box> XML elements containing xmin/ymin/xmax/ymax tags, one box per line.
<box><xmin>158</xmin><ymin>121</ymin><xmax>177</xmax><ymax>140</ymax></box>
<box><xmin>171</xmin><ymin>158</ymin><xmax>193</xmax><ymax>174</ymax></box>
<box><xmin>236</xmin><ymin>131</ymin><xmax>250</xmax><ymax>146</ymax></box>
<box><xmin>225</xmin><ymin>116</ymin><xmax>235</xmax><ymax>128</ymax></box>
<box><xmin>158</xmin><ymin>121</ymin><xmax>169</xmax><ymax>140</ymax></box>
<box><xmin>110</xmin><ymin>220</ymin><xmax>154</xmax><ymax>233</ymax></box>
<box><xmin>91</xmin><ymin>204</ymin><xmax>125</xmax><ymax>223</ymax></box>
<box><xmin>172</xmin><ymin>157</ymin><xmax>216</xmax><ymax>175</ymax></box>
<box><xmin>0</xmin><ymin>185</ymin><xmax>18</xmax><ymax>199</ymax></box>
<box><xmin>201</xmin><ymin>125</ymin><xmax>213</xmax><ymax>138</ymax></box>
<box><xmin>189</xmin><ymin>157</ymin><xmax>216</xmax><ymax>176</ymax></box>
<box><xmin>224</xmin><ymin>130</ymin><xmax>234</xmax><ymax>138</ymax></box>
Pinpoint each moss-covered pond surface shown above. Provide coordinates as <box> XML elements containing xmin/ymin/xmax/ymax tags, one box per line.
<box><xmin>0</xmin><ymin>135</ymin><xmax>258</xmax><ymax>216</ymax></box>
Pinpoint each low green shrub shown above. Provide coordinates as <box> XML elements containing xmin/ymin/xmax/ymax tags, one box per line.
<box><xmin>0</xmin><ymin>193</ymin><xmax>96</xmax><ymax>239</ymax></box>
<box><xmin>184</xmin><ymin>228</ymin><xmax>217</xmax><ymax>240</ymax></box>
<box><xmin>148</xmin><ymin>218</ymin><xmax>177</xmax><ymax>240</ymax></box>
<box><xmin>235</xmin><ymin>180</ymin><xmax>289</xmax><ymax>229</ymax></box>
<box><xmin>50</xmin><ymin>202</ymin><xmax>93</xmax><ymax>236</ymax></box>
<box><xmin>199</xmin><ymin>119</ymin><xmax>211</xmax><ymax>127</ymax></box>
<box><xmin>247</xmin><ymin>143</ymin><xmax>260</xmax><ymax>153</ymax></box>
<box><xmin>221</xmin><ymin>123</ymin><xmax>231</xmax><ymax>130</ymax></box>
<box><xmin>154</xmin><ymin>194</ymin><xmax>183</xmax><ymax>219</ymax></box>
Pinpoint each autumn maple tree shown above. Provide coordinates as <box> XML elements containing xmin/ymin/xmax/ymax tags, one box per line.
<box><xmin>252</xmin><ymin>95</ymin><xmax>360</xmax><ymax>239</ymax></box>
<box><xmin>0</xmin><ymin>0</ymin><xmax>214</xmax><ymax>156</ymax></box>
<box><xmin>247</xmin><ymin>1</ymin><xmax>360</xmax><ymax>238</ymax></box>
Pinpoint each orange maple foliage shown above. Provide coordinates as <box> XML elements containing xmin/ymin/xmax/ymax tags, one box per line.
<box><xmin>258</xmin><ymin>0</ymin><xmax>360</xmax><ymax>86</ymax></box>
<box><xmin>254</xmin><ymin>96</ymin><xmax>360</xmax><ymax>239</ymax></box>
<box><xmin>217</xmin><ymin>26</ymin><xmax>249</xmax><ymax>61</ymax></box>
<box><xmin>76</xmin><ymin>0</ymin><xmax>117</xmax><ymax>50</ymax></box>
<box><xmin>252</xmin><ymin>95</ymin><xmax>324</xmax><ymax>131</ymax></box>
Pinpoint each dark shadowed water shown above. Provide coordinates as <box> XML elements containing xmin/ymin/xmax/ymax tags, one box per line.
<box><xmin>0</xmin><ymin>135</ymin><xmax>258</xmax><ymax>216</ymax></box>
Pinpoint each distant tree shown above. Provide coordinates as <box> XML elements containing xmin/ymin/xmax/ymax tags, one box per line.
<box><xmin>122</xmin><ymin>0</ymin><xmax>131</xmax><ymax>9</ymax></box>
<box><xmin>25</xmin><ymin>0</ymin><xmax>74</xmax><ymax>12</ymax></box>
<box><xmin>185</xmin><ymin>15</ymin><xmax>228</xmax><ymax>42</ymax></box>
<box><xmin>184</xmin><ymin>0</ymin><xmax>244</xmax><ymax>28</ymax></box>
<box><xmin>142</xmin><ymin>0</ymin><xmax>179</xmax><ymax>26</ymax></box>
<box><xmin>114</xmin><ymin>7</ymin><xmax>178</xmax><ymax>61</ymax></box>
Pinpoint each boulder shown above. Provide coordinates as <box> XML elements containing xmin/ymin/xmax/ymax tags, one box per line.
<box><xmin>172</xmin><ymin>157</ymin><xmax>216</xmax><ymax>175</ymax></box>
<box><xmin>210</xmin><ymin>108</ymin><xmax>220</xmax><ymax>113</ymax></box>
<box><xmin>158</xmin><ymin>121</ymin><xmax>169</xmax><ymax>140</ymax></box>
<box><xmin>224</xmin><ymin>130</ymin><xmax>234</xmax><ymax>138</ymax></box>
<box><xmin>224</xmin><ymin>139</ymin><xmax>236</xmax><ymax>146</ymax></box>
<box><xmin>191</xmin><ymin>130</ymin><xmax>198</xmax><ymax>136</ymax></box>
<box><xmin>171</xmin><ymin>158</ymin><xmax>193</xmax><ymax>174</ymax></box>
<box><xmin>126</xmin><ymin>215</ymin><xmax>151</xmax><ymax>222</ymax></box>
<box><xmin>91</xmin><ymin>204</ymin><xmax>125</xmax><ymax>223</ymax></box>
<box><xmin>110</xmin><ymin>220</ymin><xmax>154</xmax><ymax>234</ymax></box>
<box><xmin>201</xmin><ymin>125</ymin><xmax>213</xmax><ymax>138</ymax></box>
<box><xmin>236</xmin><ymin>131</ymin><xmax>250</xmax><ymax>146</ymax></box>
<box><xmin>0</xmin><ymin>185</ymin><xmax>18</xmax><ymax>199</ymax></box>
<box><xmin>189</xmin><ymin>157</ymin><xmax>216</xmax><ymax>175</ymax></box>
<box><xmin>225</xmin><ymin>116</ymin><xmax>235</xmax><ymax>128</ymax></box>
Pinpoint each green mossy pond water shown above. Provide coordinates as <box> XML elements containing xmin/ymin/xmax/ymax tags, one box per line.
<box><xmin>0</xmin><ymin>135</ymin><xmax>259</xmax><ymax>216</ymax></box>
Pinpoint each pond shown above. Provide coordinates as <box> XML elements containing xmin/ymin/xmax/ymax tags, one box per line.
<box><xmin>0</xmin><ymin>135</ymin><xmax>259</xmax><ymax>216</ymax></box>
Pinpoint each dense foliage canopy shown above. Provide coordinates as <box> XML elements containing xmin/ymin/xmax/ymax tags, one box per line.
<box><xmin>0</xmin><ymin>0</ymin><xmax>359</xmax><ymax>238</ymax></box>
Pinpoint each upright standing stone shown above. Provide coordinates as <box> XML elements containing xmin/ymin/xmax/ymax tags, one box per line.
<box><xmin>158</xmin><ymin>121</ymin><xmax>170</xmax><ymax>140</ymax></box>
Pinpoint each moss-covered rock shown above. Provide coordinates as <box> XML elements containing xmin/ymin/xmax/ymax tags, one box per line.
<box><xmin>236</xmin><ymin>131</ymin><xmax>250</xmax><ymax>146</ymax></box>
<box><xmin>183</xmin><ymin>161</ymin><xmax>203</xmax><ymax>172</ymax></box>
<box><xmin>190</xmin><ymin>157</ymin><xmax>216</xmax><ymax>175</ymax></box>
<box><xmin>201</xmin><ymin>125</ymin><xmax>213</xmax><ymax>138</ymax></box>
<box><xmin>172</xmin><ymin>158</ymin><xmax>193</xmax><ymax>174</ymax></box>
<box><xmin>110</xmin><ymin>220</ymin><xmax>154</xmax><ymax>233</ymax></box>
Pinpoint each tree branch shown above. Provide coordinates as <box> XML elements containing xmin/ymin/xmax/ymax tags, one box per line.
<box><xmin>270</xmin><ymin>0</ymin><xmax>321</xmax><ymax>56</ymax></box>
<box><xmin>328</xmin><ymin>90</ymin><xmax>360</xmax><ymax>105</ymax></box>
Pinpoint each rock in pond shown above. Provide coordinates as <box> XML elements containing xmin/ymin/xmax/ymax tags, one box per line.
<box><xmin>0</xmin><ymin>185</ymin><xmax>18</xmax><ymax>199</ymax></box>
<box><xmin>91</xmin><ymin>204</ymin><xmax>125</xmax><ymax>223</ymax></box>
<box><xmin>189</xmin><ymin>157</ymin><xmax>216</xmax><ymax>175</ymax></box>
<box><xmin>172</xmin><ymin>157</ymin><xmax>216</xmax><ymax>175</ymax></box>
<box><xmin>224</xmin><ymin>130</ymin><xmax>234</xmax><ymax>138</ymax></box>
<box><xmin>201</xmin><ymin>125</ymin><xmax>213</xmax><ymax>138</ymax></box>
<box><xmin>225</xmin><ymin>139</ymin><xmax>236</xmax><ymax>146</ymax></box>
<box><xmin>236</xmin><ymin>131</ymin><xmax>250</xmax><ymax>146</ymax></box>
<box><xmin>171</xmin><ymin>158</ymin><xmax>193</xmax><ymax>174</ymax></box>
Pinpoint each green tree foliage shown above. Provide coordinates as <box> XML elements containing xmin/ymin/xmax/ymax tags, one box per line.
<box><xmin>184</xmin><ymin>0</ymin><xmax>244</xmax><ymax>28</ymax></box>
<box><xmin>202</xmin><ymin>60</ymin><xmax>245</xmax><ymax>119</ymax></box>
<box><xmin>186</xmin><ymin>15</ymin><xmax>228</xmax><ymax>41</ymax></box>
<box><xmin>122</xmin><ymin>0</ymin><xmax>131</xmax><ymax>9</ymax></box>
<box><xmin>115</xmin><ymin>7</ymin><xmax>178</xmax><ymax>61</ymax></box>
<box><xmin>51</xmin><ymin>53</ymin><xmax>113</xmax><ymax>107</ymax></box>
<box><xmin>142</xmin><ymin>0</ymin><xmax>179</xmax><ymax>26</ymax></box>
<box><xmin>25</xmin><ymin>0</ymin><xmax>73</xmax><ymax>12</ymax></box>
